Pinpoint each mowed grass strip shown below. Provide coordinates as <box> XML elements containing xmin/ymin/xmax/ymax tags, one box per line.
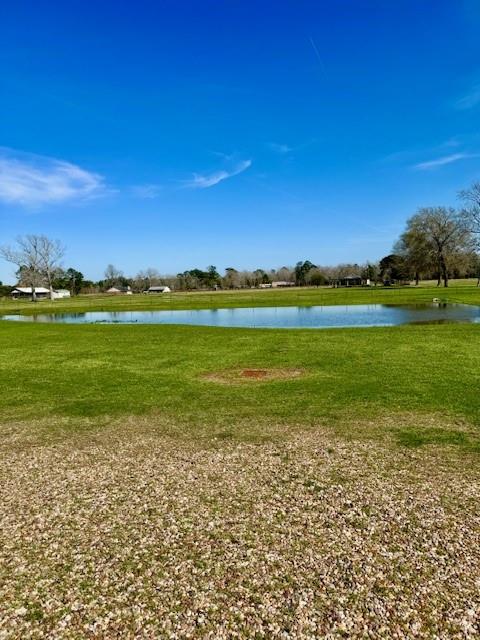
<box><xmin>0</xmin><ymin>320</ymin><xmax>479</xmax><ymax>450</ymax></box>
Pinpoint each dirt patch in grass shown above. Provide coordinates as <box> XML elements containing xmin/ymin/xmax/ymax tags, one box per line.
<box><xmin>201</xmin><ymin>367</ymin><xmax>305</xmax><ymax>384</ymax></box>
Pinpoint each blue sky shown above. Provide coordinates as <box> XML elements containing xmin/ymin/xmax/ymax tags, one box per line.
<box><xmin>1</xmin><ymin>0</ymin><xmax>480</xmax><ymax>282</ymax></box>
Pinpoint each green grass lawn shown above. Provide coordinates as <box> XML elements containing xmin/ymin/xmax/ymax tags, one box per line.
<box><xmin>1</xmin><ymin>310</ymin><xmax>479</xmax><ymax>451</ymax></box>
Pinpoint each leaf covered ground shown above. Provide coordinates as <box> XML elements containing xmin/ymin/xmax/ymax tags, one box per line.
<box><xmin>1</xmin><ymin>420</ymin><xmax>479</xmax><ymax>639</ymax></box>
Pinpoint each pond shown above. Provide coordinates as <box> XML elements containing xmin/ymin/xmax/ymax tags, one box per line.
<box><xmin>2</xmin><ymin>303</ymin><xmax>480</xmax><ymax>329</ymax></box>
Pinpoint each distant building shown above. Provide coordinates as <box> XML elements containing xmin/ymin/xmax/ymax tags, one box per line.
<box><xmin>52</xmin><ymin>289</ymin><xmax>71</xmax><ymax>299</ymax></box>
<box><xmin>146</xmin><ymin>286</ymin><xmax>171</xmax><ymax>294</ymax></box>
<box><xmin>271</xmin><ymin>281</ymin><xmax>296</xmax><ymax>288</ymax></box>
<box><xmin>106</xmin><ymin>286</ymin><xmax>133</xmax><ymax>295</ymax></box>
<box><xmin>258</xmin><ymin>283</ymin><xmax>272</xmax><ymax>289</ymax></box>
<box><xmin>11</xmin><ymin>287</ymin><xmax>72</xmax><ymax>299</ymax></box>
<box><xmin>11</xmin><ymin>287</ymin><xmax>50</xmax><ymax>299</ymax></box>
<box><xmin>333</xmin><ymin>275</ymin><xmax>363</xmax><ymax>287</ymax></box>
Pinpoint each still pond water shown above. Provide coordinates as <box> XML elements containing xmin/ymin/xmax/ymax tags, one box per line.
<box><xmin>2</xmin><ymin>303</ymin><xmax>480</xmax><ymax>329</ymax></box>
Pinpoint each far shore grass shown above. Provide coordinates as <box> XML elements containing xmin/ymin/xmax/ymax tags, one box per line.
<box><xmin>1</xmin><ymin>278</ymin><xmax>480</xmax><ymax>316</ymax></box>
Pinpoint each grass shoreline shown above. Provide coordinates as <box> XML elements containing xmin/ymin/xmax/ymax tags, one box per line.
<box><xmin>1</xmin><ymin>281</ymin><xmax>480</xmax><ymax>316</ymax></box>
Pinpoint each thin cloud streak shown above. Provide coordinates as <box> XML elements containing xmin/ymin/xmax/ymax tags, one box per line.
<box><xmin>184</xmin><ymin>159</ymin><xmax>252</xmax><ymax>189</ymax></box>
<box><xmin>131</xmin><ymin>184</ymin><xmax>162</xmax><ymax>199</ymax></box>
<box><xmin>268</xmin><ymin>143</ymin><xmax>293</xmax><ymax>154</ymax></box>
<box><xmin>382</xmin><ymin>138</ymin><xmax>463</xmax><ymax>165</ymax></box>
<box><xmin>268</xmin><ymin>139</ymin><xmax>317</xmax><ymax>155</ymax></box>
<box><xmin>455</xmin><ymin>84</ymin><xmax>480</xmax><ymax>110</ymax></box>
<box><xmin>208</xmin><ymin>150</ymin><xmax>235</xmax><ymax>161</ymax></box>
<box><xmin>0</xmin><ymin>147</ymin><xmax>106</xmax><ymax>206</ymax></box>
<box><xmin>413</xmin><ymin>153</ymin><xmax>478</xmax><ymax>170</ymax></box>
<box><xmin>309</xmin><ymin>36</ymin><xmax>328</xmax><ymax>78</ymax></box>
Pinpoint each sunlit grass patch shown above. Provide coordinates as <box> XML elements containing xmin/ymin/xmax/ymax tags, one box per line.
<box><xmin>395</xmin><ymin>427</ymin><xmax>471</xmax><ymax>449</ymax></box>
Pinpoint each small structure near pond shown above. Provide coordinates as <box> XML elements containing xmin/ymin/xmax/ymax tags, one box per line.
<box><xmin>52</xmin><ymin>289</ymin><xmax>71</xmax><ymax>299</ymax></box>
<box><xmin>332</xmin><ymin>275</ymin><xmax>364</xmax><ymax>287</ymax></box>
<box><xmin>11</xmin><ymin>287</ymin><xmax>50</xmax><ymax>299</ymax></box>
<box><xmin>145</xmin><ymin>286</ymin><xmax>171</xmax><ymax>294</ymax></box>
<box><xmin>11</xmin><ymin>287</ymin><xmax>72</xmax><ymax>300</ymax></box>
<box><xmin>106</xmin><ymin>286</ymin><xmax>133</xmax><ymax>295</ymax></box>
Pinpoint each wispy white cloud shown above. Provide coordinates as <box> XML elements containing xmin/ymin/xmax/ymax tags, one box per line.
<box><xmin>0</xmin><ymin>147</ymin><xmax>106</xmax><ymax>206</ymax></box>
<box><xmin>184</xmin><ymin>159</ymin><xmax>251</xmax><ymax>189</ymax></box>
<box><xmin>413</xmin><ymin>152</ymin><xmax>478</xmax><ymax>170</ymax></box>
<box><xmin>455</xmin><ymin>83</ymin><xmax>480</xmax><ymax>110</ymax></box>
<box><xmin>131</xmin><ymin>184</ymin><xmax>162</xmax><ymax>199</ymax></box>
<box><xmin>382</xmin><ymin>138</ymin><xmax>463</xmax><ymax>165</ymax></box>
<box><xmin>267</xmin><ymin>139</ymin><xmax>317</xmax><ymax>156</ymax></box>
<box><xmin>309</xmin><ymin>36</ymin><xmax>328</xmax><ymax>78</ymax></box>
<box><xmin>208</xmin><ymin>150</ymin><xmax>235</xmax><ymax>161</ymax></box>
<box><xmin>443</xmin><ymin>137</ymin><xmax>462</xmax><ymax>148</ymax></box>
<box><xmin>268</xmin><ymin>143</ymin><xmax>293</xmax><ymax>154</ymax></box>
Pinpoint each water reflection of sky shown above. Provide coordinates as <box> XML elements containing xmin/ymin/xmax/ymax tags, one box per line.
<box><xmin>2</xmin><ymin>304</ymin><xmax>480</xmax><ymax>329</ymax></box>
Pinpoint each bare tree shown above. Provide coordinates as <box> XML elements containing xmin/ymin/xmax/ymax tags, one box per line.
<box><xmin>459</xmin><ymin>182</ymin><xmax>480</xmax><ymax>239</ymax></box>
<box><xmin>104</xmin><ymin>264</ymin><xmax>123</xmax><ymax>286</ymax></box>
<box><xmin>275</xmin><ymin>266</ymin><xmax>294</xmax><ymax>282</ymax></box>
<box><xmin>395</xmin><ymin>228</ymin><xmax>434</xmax><ymax>285</ymax></box>
<box><xmin>405</xmin><ymin>207</ymin><xmax>472</xmax><ymax>287</ymax></box>
<box><xmin>0</xmin><ymin>236</ymin><xmax>44</xmax><ymax>301</ymax></box>
<box><xmin>223</xmin><ymin>267</ymin><xmax>241</xmax><ymax>289</ymax></box>
<box><xmin>38</xmin><ymin>236</ymin><xmax>65</xmax><ymax>299</ymax></box>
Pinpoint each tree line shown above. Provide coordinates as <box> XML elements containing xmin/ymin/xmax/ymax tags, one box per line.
<box><xmin>391</xmin><ymin>204</ymin><xmax>479</xmax><ymax>288</ymax></box>
<box><xmin>1</xmin><ymin>181</ymin><xmax>480</xmax><ymax>298</ymax></box>
<box><xmin>355</xmin><ymin>182</ymin><xmax>480</xmax><ymax>288</ymax></box>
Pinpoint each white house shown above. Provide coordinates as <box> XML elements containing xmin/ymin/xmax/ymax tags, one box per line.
<box><xmin>11</xmin><ymin>287</ymin><xmax>72</xmax><ymax>300</ymax></box>
<box><xmin>11</xmin><ymin>287</ymin><xmax>50</xmax><ymax>299</ymax></box>
<box><xmin>52</xmin><ymin>289</ymin><xmax>71</xmax><ymax>299</ymax></box>
<box><xmin>146</xmin><ymin>286</ymin><xmax>171</xmax><ymax>294</ymax></box>
<box><xmin>106</xmin><ymin>286</ymin><xmax>133</xmax><ymax>295</ymax></box>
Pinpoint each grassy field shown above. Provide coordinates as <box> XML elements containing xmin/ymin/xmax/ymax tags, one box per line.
<box><xmin>1</xmin><ymin>285</ymin><xmax>480</xmax><ymax>638</ymax></box>
<box><xmin>2</xmin><ymin>278</ymin><xmax>480</xmax><ymax>315</ymax></box>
